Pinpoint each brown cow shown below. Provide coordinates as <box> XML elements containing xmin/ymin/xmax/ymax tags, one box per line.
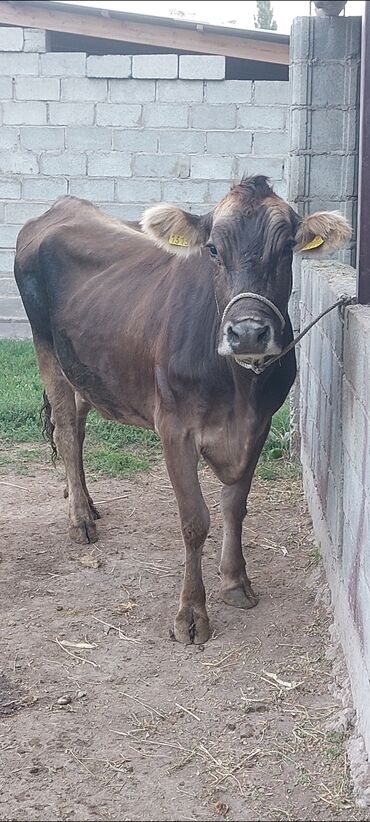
<box><xmin>14</xmin><ymin>176</ymin><xmax>350</xmax><ymax>644</ymax></box>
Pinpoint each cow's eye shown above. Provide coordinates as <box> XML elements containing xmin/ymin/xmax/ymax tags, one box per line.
<box><xmin>207</xmin><ymin>244</ymin><xmax>218</xmax><ymax>258</ymax></box>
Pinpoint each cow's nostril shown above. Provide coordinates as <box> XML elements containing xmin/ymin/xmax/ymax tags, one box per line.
<box><xmin>257</xmin><ymin>325</ymin><xmax>271</xmax><ymax>345</ymax></box>
<box><xmin>226</xmin><ymin>323</ymin><xmax>240</xmax><ymax>346</ymax></box>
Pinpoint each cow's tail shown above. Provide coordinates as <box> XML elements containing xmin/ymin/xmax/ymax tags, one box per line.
<box><xmin>40</xmin><ymin>390</ymin><xmax>58</xmax><ymax>464</ymax></box>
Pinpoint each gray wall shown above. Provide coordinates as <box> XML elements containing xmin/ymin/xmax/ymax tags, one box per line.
<box><xmin>300</xmin><ymin>261</ymin><xmax>370</xmax><ymax>756</ymax></box>
<box><xmin>0</xmin><ymin>26</ymin><xmax>289</xmax><ymax>338</ymax></box>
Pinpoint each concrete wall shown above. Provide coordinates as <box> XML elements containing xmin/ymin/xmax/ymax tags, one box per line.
<box><xmin>300</xmin><ymin>261</ymin><xmax>370</xmax><ymax>755</ymax></box>
<box><xmin>288</xmin><ymin>15</ymin><xmax>361</xmax><ymax>452</ymax></box>
<box><xmin>0</xmin><ymin>26</ymin><xmax>289</xmax><ymax>338</ymax></box>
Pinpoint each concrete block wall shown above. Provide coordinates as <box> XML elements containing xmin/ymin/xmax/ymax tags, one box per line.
<box><xmin>288</xmin><ymin>15</ymin><xmax>361</xmax><ymax>454</ymax></box>
<box><xmin>0</xmin><ymin>27</ymin><xmax>289</xmax><ymax>337</ymax></box>
<box><xmin>300</xmin><ymin>261</ymin><xmax>370</xmax><ymax>755</ymax></box>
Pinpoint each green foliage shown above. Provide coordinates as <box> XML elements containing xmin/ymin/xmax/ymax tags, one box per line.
<box><xmin>254</xmin><ymin>0</ymin><xmax>278</xmax><ymax>30</ymax></box>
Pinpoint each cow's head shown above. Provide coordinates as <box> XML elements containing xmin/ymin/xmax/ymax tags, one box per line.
<box><xmin>141</xmin><ymin>176</ymin><xmax>350</xmax><ymax>367</ymax></box>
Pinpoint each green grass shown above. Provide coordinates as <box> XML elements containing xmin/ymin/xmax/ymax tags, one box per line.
<box><xmin>0</xmin><ymin>340</ymin><xmax>296</xmax><ymax>479</ymax></box>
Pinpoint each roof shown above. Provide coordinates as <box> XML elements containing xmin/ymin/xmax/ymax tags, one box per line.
<box><xmin>0</xmin><ymin>0</ymin><xmax>290</xmax><ymax>63</ymax></box>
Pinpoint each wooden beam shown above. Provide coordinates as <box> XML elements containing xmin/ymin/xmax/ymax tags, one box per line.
<box><xmin>0</xmin><ymin>1</ymin><xmax>289</xmax><ymax>63</ymax></box>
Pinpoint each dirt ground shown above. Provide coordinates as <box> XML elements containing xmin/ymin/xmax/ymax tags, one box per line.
<box><xmin>0</xmin><ymin>458</ymin><xmax>369</xmax><ymax>822</ymax></box>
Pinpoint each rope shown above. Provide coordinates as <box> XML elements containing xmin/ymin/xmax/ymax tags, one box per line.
<box><xmin>234</xmin><ymin>294</ymin><xmax>356</xmax><ymax>375</ymax></box>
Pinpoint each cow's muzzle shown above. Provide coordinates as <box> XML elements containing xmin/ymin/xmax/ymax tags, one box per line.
<box><xmin>217</xmin><ymin>292</ymin><xmax>285</xmax><ymax>359</ymax></box>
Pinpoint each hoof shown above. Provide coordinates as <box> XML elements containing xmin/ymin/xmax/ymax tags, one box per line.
<box><xmin>174</xmin><ymin>606</ymin><xmax>210</xmax><ymax>645</ymax></box>
<box><xmin>221</xmin><ymin>578</ymin><xmax>259</xmax><ymax>610</ymax></box>
<box><xmin>69</xmin><ymin>519</ymin><xmax>98</xmax><ymax>545</ymax></box>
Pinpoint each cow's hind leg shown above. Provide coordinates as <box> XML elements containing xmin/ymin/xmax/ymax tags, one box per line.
<box><xmin>36</xmin><ymin>341</ymin><xmax>98</xmax><ymax>544</ymax></box>
<box><xmin>63</xmin><ymin>394</ymin><xmax>100</xmax><ymax>520</ymax></box>
<box><xmin>162</xmin><ymin>431</ymin><xmax>210</xmax><ymax>644</ymax></box>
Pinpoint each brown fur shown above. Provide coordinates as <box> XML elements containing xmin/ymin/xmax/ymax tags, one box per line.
<box><xmin>295</xmin><ymin>210</ymin><xmax>351</xmax><ymax>252</ymax></box>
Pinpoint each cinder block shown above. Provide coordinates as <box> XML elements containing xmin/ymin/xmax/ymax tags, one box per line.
<box><xmin>113</xmin><ymin>129</ymin><xmax>157</xmax><ymax>152</ymax></box>
<box><xmin>0</xmin><ymin>319</ymin><xmax>32</xmax><ymax>339</ymax></box>
<box><xmin>0</xmin><ymin>77</ymin><xmax>12</xmax><ymax>98</ymax></box>
<box><xmin>2</xmin><ymin>101</ymin><xmax>47</xmax><ymax>125</ymax></box>
<box><xmin>239</xmin><ymin>156</ymin><xmax>284</xmax><ymax>180</ymax></box>
<box><xmin>0</xmin><ymin>179</ymin><xmax>21</xmax><ymax>199</ymax></box>
<box><xmin>162</xmin><ymin>179</ymin><xmax>209</xmax><ymax>204</ymax></box>
<box><xmin>190</xmin><ymin>155</ymin><xmax>234</xmax><ymax>181</ymax></box>
<box><xmin>0</xmin><ymin>277</ymin><xmax>19</xmax><ymax>297</ymax></box>
<box><xmin>69</xmin><ymin>178</ymin><xmax>115</xmax><ymax>201</ymax></box>
<box><xmin>0</xmin><ymin>52</ymin><xmax>38</xmax><ymax>75</ymax></box>
<box><xmin>309</xmin><ymin>109</ymin><xmax>357</xmax><ymax>153</ymax></box>
<box><xmin>209</xmin><ymin>180</ymin><xmax>229</xmax><ymax>202</ymax></box>
<box><xmin>6</xmin><ymin>201</ymin><xmax>47</xmax><ymax>223</ymax></box>
<box><xmin>87</xmin><ymin>55</ymin><xmax>131</xmax><ymax>78</ymax></box>
<box><xmin>206</xmin><ymin>80</ymin><xmax>252</xmax><ymax>103</ymax></box>
<box><xmin>158</xmin><ymin>130</ymin><xmax>205</xmax><ymax>154</ymax></box>
<box><xmin>0</xmin><ymin>203</ymin><xmax>6</xmax><ymax>221</ymax></box>
<box><xmin>190</xmin><ymin>104</ymin><xmax>236</xmax><ymax>130</ymax></box>
<box><xmin>344</xmin><ymin>307</ymin><xmax>370</xmax><ymax>413</ymax></box>
<box><xmin>291</xmin><ymin>15</ymin><xmax>361</xmax><ymax>63</ymax></box>
<box><xmin>61</xmin><ymin>77</ymin><xmax>107</xmax><ymax>102</ymax></box>
<box><xmin>237</xmin><ymin>105</ymin><xmax>286</xmax><ymax>130</ymax></box>
<box><xmin>103</xmin><ymin>203</ymin><xmax>143</xmax><ymax>221</ymax></box>
<box><xmin>20</xmin><ymin>126</ymin><xmax>65</xmax><ymax>151</ymax></box>
<box><xmin>22</xmin><ymin>177</ymin><xmax>68</xmax><ymax>200</ymax></box>
<box><xmin>40</xmin><ymin>52</ymin><xmax>86</xmax><ymax>76</ymax></box>
<box><xmin>115</xmin><ymin>178</ymin><xmax>161</xmax><ymax>203</ymax></box>
<box><xmin>15</xmin><ymin>76</ymin><xmax>60</xmax><ymax>101</ymax></box>
<box><xmin>309</xmin><ymin>154</ymin><xmax>357</xmax><ymax>199</ymax></box>
<box><xmin>142</xmin><ymin>103</ymin><xmax>188</xmax><ymax>129</ymax></box>
<box><xmin>133</xmin><ymin>54</ymin><xmax>178</xmax><ymax>79</ymax></box>
<box><xmin>253</xmin><ymin>131</ymin><xmax>289</xmax><ymax>155</ymax></box>
<box><xmin>133</xmin><ymin>154</ymin><xmax>189</xmax><ymax>178</ymax></box>
<box><xmin>0</xmin><ymin>296</ymin><xmax>27</xmax><ymax>318</ymax></box>
<box><xmin>96</xmin><ymin>103</ymin><xmax>141</xmax><ymax>127</ymax></box>
<box><xmin>179</xmin><ymin>55</ymin><xmax>225</xmax><ymax>80</ymax></box>
<box><xmin>66</xmin><ymin>126</ymin><xmax>111</xmax><ymax>151</ymax></box>
<box><xmin>254</xmin><ymin>81</ymin><xmax>289</xmax><ymax>106</ymax></box>
<box><xmin>0</xmin><ymin>127</ymin><xmax>19</xmax><ymax>150</ymax></box>
<box><xmin>23</xmin><ymin>28</ymin><xmax>46</xmax><ymax>53</ymax></box>
<box><xmin>0</xmin><ymin>151</ymin><xmax>38</xmax><ymax>174</ymax></box>
<box><xmin>0</xmin><ymin>250</ymin><xmax>15</xmax><ymax>272</ymax></box>
<box><xmin>0</xmin><ymin>27</ymin><xmax>23</xmax><ymax>51</ymax></box>
<box><xmin>87</xmin><ymin>152</ymin><xmax>132</xmax><ymax>177</ymax></box>
<box><xmin>110</xmin><ymin>79</ymin><xmax>155</xmax><ymax>103</ymax></box>
<box><xmin>207</xmin><ymin>130</ymin><xmax>252</xmax><ymax>154</ymax></box>
<box><xmin>0</xmin><ymin>224</ymin><xmax>22</xmax><ymax>247</ymax></box>
<box><xmin>48</xmin><ymin>102</ymin><xmax>94</xmax><ymax>125</ymax></box>
<box><xmin>40</xmin><ymin>152</ymin><xmax>86</xmax><ymax>176</ymax></box>
<box><xmin>157</xmin><ymin>79</ymin><xmax>203</xmax><ymax>103</ymax></box>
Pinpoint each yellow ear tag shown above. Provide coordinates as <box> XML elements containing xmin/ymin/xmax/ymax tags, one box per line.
<box><xmin>169</xmin><ymin>234</ymin><xmax>189</xmax><ymax>247</ymax></box>
<box><xmin>301</xmin><ymin>234</ymin><xmax>325</xmax><ymax>251</ymax></box>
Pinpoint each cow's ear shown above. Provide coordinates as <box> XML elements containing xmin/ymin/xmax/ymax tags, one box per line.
<box><xmin>295</xmin><ymin>210</ymin><xmax>351</xmax><ymax>253</ymax></box>
<box><xmin>141</xmin><ymin>204</ymin><xmax>212</xmax><ymax>257</ymax></box>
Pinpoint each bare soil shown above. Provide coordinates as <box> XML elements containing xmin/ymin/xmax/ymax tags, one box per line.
<box><xmin>0</xmin><ymin>459</ymin><xmax>369</xmax><ymax>822</ymax></box>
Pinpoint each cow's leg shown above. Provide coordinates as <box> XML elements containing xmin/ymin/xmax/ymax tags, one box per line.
<box><xmin>62</xmin><ymin>395</ymin><xmax>99</xmax><ymax>519</ymax></box>
<box><xmin>162</xmin><ymin>432</ymin><xmax>210</xmax><ymax>644</ymax></box>
<box><xmin>75</xmin><ymin>394</ymin><xmax>100</xmax><ymax>520</ymax></box>
<box><xmin>220</xmin><ymin>435</ymin><xmax>268</xmax><ymax>610</ymax></box>
<box><xmin>36</xmin><ymin>342</ymin><xmax>98</xmax><ymax>544</ymax></box>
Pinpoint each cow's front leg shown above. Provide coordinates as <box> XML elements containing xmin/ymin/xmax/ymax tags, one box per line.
<box><xmin>220</xmin><ymin>471</ymin><xmax>259</xmax><ymax>609</ymax></box>
<box><xmin>162</xmin><ymin>431</ymin><xmax>210</xmax><ymax>644</ymax></box>
<box><xmin>219</xmin><ymin>429</ymin><xmax>269</xmax><ymax>609</ymax></box>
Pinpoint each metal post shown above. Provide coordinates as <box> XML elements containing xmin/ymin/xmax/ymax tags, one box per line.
<box><xmin>357</xmin><ymin>1</ymin><xmax>370</xmax><ymax>304</ymax></box>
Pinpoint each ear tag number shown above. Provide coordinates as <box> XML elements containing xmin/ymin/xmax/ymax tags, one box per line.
<box><xmin>301</xmin><ymin>234</ymin><xmax>325</xmax><ymax>251</ymax></box>
<box><xmin>169</xmin><ymin>234</ymin><xmax>189</xmax><ymax>247</ymax></box>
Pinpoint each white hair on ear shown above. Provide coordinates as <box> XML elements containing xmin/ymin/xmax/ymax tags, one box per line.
<box><xmin>296</xmin><ymin>210</ymin><xmax>351</xmax><ymax>252</ymax></box>
<box><xmin>141</xmin><ymin>203</ymin><xmax>206</xmax><ymax>258</ymax></box>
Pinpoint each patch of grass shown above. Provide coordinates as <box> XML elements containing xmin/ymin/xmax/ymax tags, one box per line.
<box><xmin>324</xmin><ymin>730</ymin><xmax>346</xmax><ymax>763</ymax></box>
<box><xmin>0</xmin><ymin>340</ymin><xmax>297</xmax><ymax>480</ymax></box>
